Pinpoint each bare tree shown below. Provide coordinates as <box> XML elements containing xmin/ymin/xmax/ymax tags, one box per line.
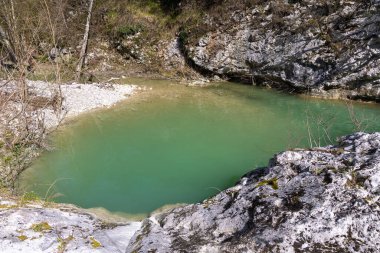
<box><xmin>0</xmin><ymin>0</ymin><xmax>66</xmax><ymax>188</ymax></box>
<box><xmin>75</xmin><ymin>0</ymin><xmax>94</xmax><ymax>81</ymax></box>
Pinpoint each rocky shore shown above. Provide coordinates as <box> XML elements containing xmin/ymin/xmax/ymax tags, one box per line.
<box><xmin>0</xmin><ymin>80</ymin><xmax>136</xmax><ymax>128</ymax></box>
<box><xmin>0</xmin><ymin>193</ymin><xmax>141</xmax><ymax>253</ymax></box>
<box><xmin>1</xmin><ymin>132</ymin><xmax>379</xmax><ymax>252</ymax></box>
<box><xmin>127</xmin><ymin>132</ymin><xmax>380</xmax><ymax>253</ymax></box>
<box><xmin>0</xmin><ymin>80</ymin><xmax>141</xmax><ymax>252</ymax></box>
<box><xmin>0</xmin><ymin>80</ymin><xmax>136</xmax><ymax>186</ymax></box>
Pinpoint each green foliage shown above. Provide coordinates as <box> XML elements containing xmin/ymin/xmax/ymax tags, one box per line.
<box><xmin>57</xmin><ymin>235</ymin><xmax>74</xmax><ymax>253</ymax></box>
<box><xmin>31</xmin><ymin>222</ymin><xmax>52</xmax><ymax>232</ymax></box>
<box><xmin>178</xmin><ymin>29</ymin><xmax>188</xmax><ymax>44</ymax></box>
<box><xmin>144</xmin><ymin>0</ymin><xmax>162</xmax><ymax>14</ymax></box>
<box><xmin>257</xmin><ymin>178</ymin><xmax>279</xmax><ymax>190</ymax></box>
<box><xmin>17</xmin><ymin>235</ymin><xmax>28</xmax><ymax>241</ymax></box>
<box><xmin>117</xmin><ymin>25</ymin><xmax>143</xmax><ymax>39</ymax></box>
<box><xmin>11</xmin><ymin>143</ymin><xmax>24</xmax><ymax>157</ymax></box>
<box><xmin>90</xmin><ymin>237</ymin><xmax>102</xmax><ymax>248</ymax></box>
<box><xmin>21</xmin><ymin>191</ymin><xmax>40</xmax><ymax>203</ymax></box>
<box><xmin>3</xmin><ymin>156</ymin><xmax>12</xmax><ymax>164</ymax></box>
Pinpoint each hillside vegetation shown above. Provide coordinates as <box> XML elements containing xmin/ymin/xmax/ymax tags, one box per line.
<box><xmin>0</xmin><ymin>0</ymin><xmax>201</xmax><ymax>80</ymax></box>
<box><xmin>0</xmin><ymin>0</ymin><xmax>274</xmax><ymax>81</ymax></box>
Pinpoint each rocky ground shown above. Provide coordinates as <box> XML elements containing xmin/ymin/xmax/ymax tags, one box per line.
<box><xmin>0</xmin><ymin>193</ymin><xmax>141</xmax><ymax>253</ymax></box>
<box><xmin>127</xmin><ymin>132</ymin><xmax>380</xmax><ymax>253</ymax></box>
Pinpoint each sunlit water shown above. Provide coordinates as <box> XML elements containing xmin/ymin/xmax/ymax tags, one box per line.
<box><xmin>18</xmin><ymin>80</ymin><xmax>380</xmax><ymax>215</ymax></box>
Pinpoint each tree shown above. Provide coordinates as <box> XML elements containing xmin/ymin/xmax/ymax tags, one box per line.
<box><xmin>75</xmin><ymin>0</ymin><xmax>94</xmax><ymax>81</ymax></box>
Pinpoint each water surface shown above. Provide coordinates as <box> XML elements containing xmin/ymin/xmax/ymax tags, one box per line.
<box><xmin>19</xmin><ymin>80</ymin><xmax>380</xmax><ymax>214</ymax></box>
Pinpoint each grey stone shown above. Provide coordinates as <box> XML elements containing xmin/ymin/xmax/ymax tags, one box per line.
<box><xmin>184</xmin><ymin>1</ymin><xmax>380</xmax><ymax>101</ymax></box>
<box><xmin>0</xmin><ymin>200</ymin><xmax>141</xmax><ymax>253</ymax></box>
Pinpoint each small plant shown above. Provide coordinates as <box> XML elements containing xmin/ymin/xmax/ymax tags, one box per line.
<box><xmin>345</xmin><ymin>170</ymin><xmax>366</xmax><ymax>189</ymax></box>
<box><xmin>116</xmin><ymin>25</ymin><xmax>142</xmax><ymax>38</ymax></box>
<box><xmin>43</xmin><ymin>178</ymin><xmax>69</xmax><ymax>202</ymax></box>
<box><xmin>345</xmin><ymin>101</ymin><xmax>370</xmax><ymax>132</ymax></box>
<box><xmin>257</xmin><ymin>177</ymin><xmax>279</xmax><ymax>190</ymax></box>
<box><xmin>17</xmin><ymin>235</ymin><xmax>28</xmax><ymax>241</ymax></box>
<box><xmin>89</xmin><ymin>236</ymin><xmax>102</xmax><ymax>248</ymax></box>
<box><xmin>304</xmin><ymin>108</ymin><xmax>335</xmax><ymax>148</ymax></box>
<box><xmin>313</xmin><ymin>167</ymin><xmax>325</xmax><ymax>175</ymax></box>
<box><xmin>3</xmin><ymin>156</ymin><xmax>12</xmax><ymax>164</ymax></box>
<box><xmin>21</xmin><ymin>191</ymin><xmax>40</xmax><ymax>204</ymax></box>
<box><xmin>31</xmin><ymin>222</ymin><xmax>52</xmax><ymax>233</ymax></box>
<box><xmin>57</xmin><ymin>235</ymin><xmax>74</xmax><ymax>253</ymax></box>
<box><xmin>178</xmin><ymin>29</ymin><xmax>188</xmax><ymax>44</ymax></box>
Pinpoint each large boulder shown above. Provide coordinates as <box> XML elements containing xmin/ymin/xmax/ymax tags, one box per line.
<box><xmin>127</xmin><ymin>132</ymin><xmax>380</xmax><ymax>252</ymax></box>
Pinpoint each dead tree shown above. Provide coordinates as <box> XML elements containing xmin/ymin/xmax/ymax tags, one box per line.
<box><xmin>75</xmin><ymin>0</ymin><xmax>94</xmax><ymax>81</ymax></box>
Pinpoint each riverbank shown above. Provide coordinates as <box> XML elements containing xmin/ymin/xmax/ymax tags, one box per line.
<box><xmin>128</xmin><ymin>132</ymin><xmax>380</xmax><ymax>253</ymax></box>
<box><xmin>0</xmin><ymin>79</ymin><xmax>142</xmax><ymax>252</ymax></box>
<box><xmin>0</xmin><ymin>79</ymin><xmax>137</xmax><ymax>128</ymax></box>
<box><xmin>0</xmin><ymin>79</ymin><xmax>137</xmax><ymax>187</ymax></box>
<box><xmin>0</xmin><ymin>78</ymin><xmax>143</xmax><ymax>252</ymax></box>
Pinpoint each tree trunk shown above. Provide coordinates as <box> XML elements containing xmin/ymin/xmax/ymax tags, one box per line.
<box><xmin>0</xmin><ymin>24</ymin><xmax>17</xmax><ymax>66</ymax></box>
<box><xmin>75</xmin><ymin>0</ymin><xmax>94</xmax><ymax>82</ymax></box>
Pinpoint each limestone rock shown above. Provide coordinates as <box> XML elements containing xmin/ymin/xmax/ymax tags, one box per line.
<box><xmin>0</xmin><ymin>199</ymin><xmax>141</xmax><ymax>253</ymax></box>
<box><xmin>184</xmin><ymin>1</ymin><xmax>380</xmax><ymax>101</ymax></box>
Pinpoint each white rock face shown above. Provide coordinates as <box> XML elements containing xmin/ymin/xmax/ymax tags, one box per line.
<box><xmin>186</xmin><ymin>1</ymin><xmax>380</xmax><ymax>101</ymax></box>
<box><xmin>0</xmin><ymin>198</ymin><xmax>141</xmax><ymax>253</ymax></box>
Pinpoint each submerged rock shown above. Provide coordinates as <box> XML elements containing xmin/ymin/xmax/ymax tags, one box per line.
<box><xmin>184</xmin><ymin>1</ymin><xmax>380</xmax><ymax>101</ymax></box>
<box><xmin>127</xmin><ymin>132</ymin><xmax>380</xmax><ymax>252</ymax></box>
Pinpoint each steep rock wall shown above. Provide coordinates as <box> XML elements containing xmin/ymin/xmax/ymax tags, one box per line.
<box><xmin>184</xmin><ymin>0</ymin><xmax>380</xmax><ymax>101</ymax></box>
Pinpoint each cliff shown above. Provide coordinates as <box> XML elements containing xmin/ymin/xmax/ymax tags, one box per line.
<box><xmin>181</xmin><ymin>0</ymin><xmax>380</xmax><ymax>101</ymax></box>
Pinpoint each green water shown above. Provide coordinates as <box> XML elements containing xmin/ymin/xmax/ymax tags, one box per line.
<box><xmin>19</xmin><ymin>80</ymin><xmax>380</xmax><ymax>214</ymax></box>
